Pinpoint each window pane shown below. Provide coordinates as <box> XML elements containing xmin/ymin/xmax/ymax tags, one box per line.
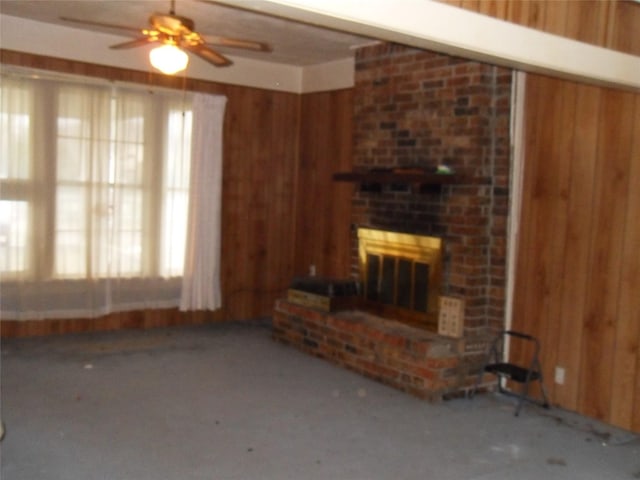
<box><xmin>57</xmin><ymin>138</ymin><xmax>91</xmax><ymax>181</ymax></box>
<box><xmin>113</xmin><ymin>142</ymin><xmax>143</xmax><ymax>185</ymax></box>
<box><xmin>58</xmin><ymin>87</ymin><xmax>111</xmax><ymax>139</ymax></box>
<box><xmin>55</xmin><ymin>186</ymin><xmax>87</xmax><ymax>277</ymax></box>
<box><xmin>113</xmin><ymin>93</ymin><xmax>145</xmax><ymax>143</ymax></box>
<box><xmin>0</xmin><ymin>81</ymin><xmax>31</xmax><ymax>180</ymax></box>
<box><xmin>114</xmin><ymin>188</ymin><xmax>143</xmax><ymax>274</ymax></box>
<box><xmin>57</xmin><ymin>87</ymin><xmax>111</xmax><ymax>184</ymax></box>
<box><xmin>0</xmin><ymin>201</ymin><xmax>29</xmax><ymax>273</ymax></box>
<box><xmin>111</xmin><ymin>231</ymin><xmax>142</xmax><ymax>276</ymax></box>
<box><xmin>166</xmin><ymin>109</ymin><xmax>192</xmax><ymax>188</ymax></box>
<box><xmin>160</xmin><ymin>107</ymin><xmax>192</xmax><ymax>277</ymax></box>
<box><xmin>161</xmin><ymin>190</ymin><xmax>188</xmax><ymax>276</ymax></box>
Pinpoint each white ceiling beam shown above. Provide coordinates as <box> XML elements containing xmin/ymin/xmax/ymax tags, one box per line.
<box><xmin>216</xmin><ymin>0</ymin><xmax>640</xmax><ymax>91</ymax></box>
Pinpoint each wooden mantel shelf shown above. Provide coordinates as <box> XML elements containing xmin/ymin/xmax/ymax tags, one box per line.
<box><xmin>333</xmin><ymin>171</ymin><xmax>459</xmax><ymax>184</ymax></box>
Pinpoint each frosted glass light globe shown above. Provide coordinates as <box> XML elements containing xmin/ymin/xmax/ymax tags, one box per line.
<box><xmin>149</xmin><ymin>44</ymin><xmax>189</xmax><ymax>75</ymax></box>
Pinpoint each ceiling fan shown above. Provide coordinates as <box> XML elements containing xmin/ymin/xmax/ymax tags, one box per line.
<box><xmin>61</xmin><ymin>0</ymin><xmax>271</xmax><ymax>74</ymax></box>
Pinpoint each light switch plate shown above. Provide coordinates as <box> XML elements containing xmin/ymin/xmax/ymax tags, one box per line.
<box><xmin>438</xmin><ymin>296</ymin><xmax>465</xmax><ymax>338</ymax></box>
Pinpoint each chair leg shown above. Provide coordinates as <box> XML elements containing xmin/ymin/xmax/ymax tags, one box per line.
<box><xmin>514</xmin><ymin>400</ymin><xmax>525</xmax><ymax>416</ymax></box>
<box><xmin>514</xmin><ymin>381</ymin><xmax>529</xmax><ymax>416</ymax></box>
<box><xmin>469</xmin><ymin>368</ymin><xmax>484</xmax><ymax>399</ymax></box>
<box><xmin>539</xmin><ymin>375</ymin><xmax>551</xmax><ymax>409</ymax></box>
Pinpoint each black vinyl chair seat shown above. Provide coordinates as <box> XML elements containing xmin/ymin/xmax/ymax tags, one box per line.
<box><xmin>470</xmin><ymin>330</ymin><xmax>550</xmax><ymax>416</ymax></box>
<box><xmin>483</xmin><ymin>362</ymin><xmax>542</xmax><ymax>383</ymax></box>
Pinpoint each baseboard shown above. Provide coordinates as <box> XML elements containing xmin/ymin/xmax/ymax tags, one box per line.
<box><xmin>1</xmin><ymin>308</ymin><xmax>225</xmax><ymax>338</ymax></box>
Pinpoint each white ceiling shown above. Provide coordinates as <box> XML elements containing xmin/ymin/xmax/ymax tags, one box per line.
<box><xmin>0</xmin><ymin>0</ymin><xmax>375</xmax><ymax>66</ymax></box>
<box><xmin>2</xmin><ymin>0</ymin><xmax>637</xmax><ymax>92</ymax></box>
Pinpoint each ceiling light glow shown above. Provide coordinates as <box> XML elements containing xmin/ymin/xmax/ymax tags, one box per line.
<box><xmin>149</xmin><ymin>44</ymin><xmax>189</xmax><ymax>75</ymax></box>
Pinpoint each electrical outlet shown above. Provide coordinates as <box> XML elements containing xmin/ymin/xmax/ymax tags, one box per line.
<box><xmin>309</xmin><ymin>264</ymin><xmax>316</xmax><ymax>276</ymax></box>
<box><xmin>554</xmin><ymin>366</ymin><xmax>565</xmax><ymax>385</ymax></box>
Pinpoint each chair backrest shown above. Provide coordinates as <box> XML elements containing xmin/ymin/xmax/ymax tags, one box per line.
<box><xmin>488</xmin><ymin>330</ymin><xmax>541</xmax><ymax>368</ymax></box>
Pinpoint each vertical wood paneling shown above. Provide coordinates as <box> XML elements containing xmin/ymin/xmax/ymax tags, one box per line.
<box><xmin>512</xmin><ymin>75</ymin><xmax>573</xmax><ymax>399</ymax></box>
<box><xmin>578</xmin><ymin>89</ymin><xmax>632</xmax><ymax>422</ymax></box>
<box><xmin>631</xmin><ymin>97</ymin><xmax>640</xmax><ymax>433</ymax></box>
<box><xmin>265</xmin><ymin>91</ymin><xmax>299</xmax><ymax>307</ymax></box>
<box><xmin>437</xmin><ymin>0</ymin><xmax>640</xmax><ymax>56</ymax></box>
<box><xmin>541</xmin><ymin>0</ymin><xmax>568</xmax><ymax>36</ymax></box>
<box><xmin>511</xmin><ymin>74</ymin><xmax>559</xmax><ymax>370</ymax></box>
<box><xmin>516</xmin><ymin>73</ymin><xmax>640</xmax><ymax>432</ymax></box>
<box><xmin>565</xmin><ymin>0</ymin><xmax>610</xmax><ymax>46</ymax></box>
<box><xmin>608</xmin><ymin>0</ymin><xmax>640</xmax><ymax>53</ymax></box>
<box><xmin>508</xmin><ymin>0</ymin><xmax>543</xmax><ymax>29</ymax></box>
<box><xmin>1</xmin><ymin>309</ymin><xmax>220</xmax><ymax>337</ymax></box>
<box><xmin>295</xmin><ymin>89</ymin><xmax>354</xmax><ymax>279</ymax></box>
<box><xmin>537</xmin><ymin>78</ymin><xmax>575</xmax><ymax>401</ymax></box>
<box><xmin>478</xmin><ymin>0</ymin><xmax>509</xmax><ymax>18</ymax></box>
<box><xmin>610</xmin><ymin>94</ymin><xmax>640</xmax><ymax>429</ymax></box>
<box><xmin>220</xmin><ymin>86</ymin><xmax>300</xmax><ymax>320</ymax></box>
<box><xmin>555</xmin><ymin>84</ymin><xmax>600</xmax><ymax>410</ymax></box>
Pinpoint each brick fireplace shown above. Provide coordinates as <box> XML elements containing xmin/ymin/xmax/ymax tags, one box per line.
<box><xmin>350</xmin><ymin>43</ymin><xmax>512</xmax><ymax>335</ymax></box>
<box><xmin>273</xmin><ymin>43</ymin><xmax>511</xmax><ymax>400</ymax></box>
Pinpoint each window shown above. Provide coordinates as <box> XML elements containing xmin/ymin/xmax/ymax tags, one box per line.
<box><xmin>0</xmin><ymin>76</ymin><xmax>192</xmax><ymax>283</ymax></box>
<box><xmin>0</xmin><ymin>74</ymin><xmax>204</xmax><ymax>320</ymax></box>
<box><xmin>0</xmin><ymin>80</ymin><xmax>32</xmax><ymax>275</ymax></box>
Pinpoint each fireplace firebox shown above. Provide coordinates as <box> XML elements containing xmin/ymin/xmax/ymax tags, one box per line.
<box><xmin>358</xmin><ymin>228</ymin><xmax>443</xmax><ymax>330</ymax></box>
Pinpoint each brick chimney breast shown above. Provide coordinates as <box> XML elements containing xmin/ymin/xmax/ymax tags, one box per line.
<box><xmin>351</xmin><ymin>43</ymin><xmax>513</xmax><ymax>334</ymax></box>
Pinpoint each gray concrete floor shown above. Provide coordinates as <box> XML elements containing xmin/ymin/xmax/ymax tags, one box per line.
<box><xmin>1</xmin><ymin>320</ymin><xmax>639</xmax><ymax>480</ymax></box>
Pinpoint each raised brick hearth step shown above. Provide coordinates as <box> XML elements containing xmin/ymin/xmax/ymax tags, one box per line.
<box><xmin>273</xmin><ymin>300</ymin><xmax>490</xmax><ymax>401</ymax></box>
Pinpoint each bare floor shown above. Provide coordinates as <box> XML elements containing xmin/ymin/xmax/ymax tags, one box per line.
<box><xmin>1</xmin><ymin>320</ymin><xmax>639</xmax><ymax>480</ymax></box>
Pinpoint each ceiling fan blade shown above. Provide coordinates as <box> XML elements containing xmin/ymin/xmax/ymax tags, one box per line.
<box><xmin>60</xmin><ymin>16</ymin><xmax>141</xmax><ymax>33</ymax></box>
<box><xmin>110</xmin><ymin>37</ymin><xmax>155</xmax><ymax>50</ymax></box>
<box><xmin>185</xmin><ymin>44</ymin><xmax>232</xmax><ymax>67</ymax></box>
<box><xmin>204</xmin><ymin>35</ymin><xmax>271</xmax><ymax>52</ymax></box>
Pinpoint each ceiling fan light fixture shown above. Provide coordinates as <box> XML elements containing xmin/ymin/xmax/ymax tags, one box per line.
<box><xmin>149</xmin><ymin>43</ymin><xmax>189</xmax><ymax>75</ymax></box>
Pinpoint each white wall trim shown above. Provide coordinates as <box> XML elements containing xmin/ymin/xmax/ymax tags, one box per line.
<box><xmin>505</xmin><ymin>71</ymin><xmax>528</xmax><ymax>339</ymax></box>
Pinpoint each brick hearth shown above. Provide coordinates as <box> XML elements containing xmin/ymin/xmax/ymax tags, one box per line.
<box><xmin>273</xmin><ymin>300</ymin><xmax>491</xmax><ymax>401</ymax></box>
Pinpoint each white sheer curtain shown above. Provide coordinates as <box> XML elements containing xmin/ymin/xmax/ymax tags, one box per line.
<box><xmin>0</xmin><ymin>72</ymin><xmax>225</xmax><ymax>320</ymax></box>
<box><xmin>180</xmin><ymin>94</ymin><xmax>227</xmax><ymax>311</ymax></box>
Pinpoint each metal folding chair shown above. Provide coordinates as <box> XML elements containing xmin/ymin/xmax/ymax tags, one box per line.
<box><xmin>471</xmin><ymin>330</ymin><xmax>550</xmax><ymax>416</ymax></box>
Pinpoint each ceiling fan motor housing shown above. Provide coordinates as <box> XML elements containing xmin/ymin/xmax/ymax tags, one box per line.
<box><xmin>150</xmin><ymin>13</ymin><xmax>195</xmax><ymax>36</ymax></box>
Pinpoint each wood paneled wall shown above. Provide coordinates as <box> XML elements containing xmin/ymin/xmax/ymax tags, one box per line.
<box><xmin>0</xmin><ymin>309</ymin><xmax>217</xmax><ymax>337</ymax></box>
<box><xmin>294</xmin><ymin>89</ymin><xmax>354</xmax><ymax>279</ymax></box>
<box><xmin>219</xmin><ymin>84</ymin><xmax>299</xmax><ymax>320</ymax></box>
<box><xmin>438</xmin><ymin>0</ymin><xmax>640</xmax><ymax>56</ymax></box>
<box><xmin>512</xmin><ymin>73</ymin><xmax>640</xmax><ymax>433</ymax></box>
<box><xmin>0</xmin><ymin>50</ymin><xmax>353</xmax><ymax>335</ymax></box>
<box><xmin>439</xmin><ymin>0</ymin><xmax>640</xmax><ymax>433</ymax></box>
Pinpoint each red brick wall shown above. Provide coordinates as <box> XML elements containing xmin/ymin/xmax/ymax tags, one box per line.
<box><xmin>351</xmin><ymin>43</ymin><xmax>512</xmax><ymax>333</ymax></box>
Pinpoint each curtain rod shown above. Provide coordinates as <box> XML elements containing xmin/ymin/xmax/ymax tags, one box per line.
<box><xmin>1</xmin><ymin>64</ymin><xmax>193</xmax><ymax>98</ymax></box>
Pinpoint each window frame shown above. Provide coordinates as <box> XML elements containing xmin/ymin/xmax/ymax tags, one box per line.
<box><xmin>0</xmin><ymin>74</ymin><xmax>192</xmax><ymax>282</ymax></box>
